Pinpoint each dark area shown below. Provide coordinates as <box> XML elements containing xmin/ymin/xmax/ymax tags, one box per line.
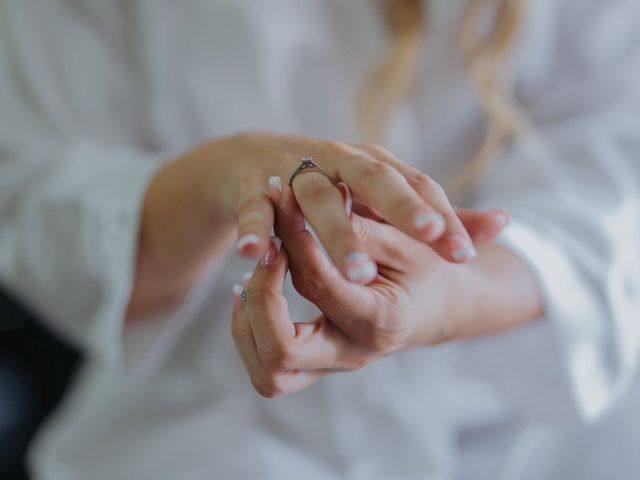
<box><xmin>0</xmin><ymin>290</ymin><xmax>81</xmax><ymax>480</ymax></box>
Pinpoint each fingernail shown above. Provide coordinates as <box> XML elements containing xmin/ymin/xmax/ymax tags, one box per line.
<box><xmin>449</xmin><ymin>235</ymin><xmax>478</xmax><ymax>262</ymax></box>
<box><xmin>232</xmin><ymin>284</ymin><xmax>244</xmax><ymax>309</ymax></box>
<box><xmin>338</xmin><ymin>182</ymin><xmax>353</xmax><ymax>217</ymax></box>
<box><xmin>236</xmin><ymin>234</ymin><xmax>260</xmax><ymax>253</ymax></box>
<box><xmin>272</xmin><ymin>236</ymin><xmax>282</xmax><ymax>252</ymax></box>
<box><xmin>268</xmin><ymin>176</ymin><xmax>283</xmax><ymax>204</ymax></box>
<box><xmin>452</xmin><ymin>246</ymin><xmax>478</xmax><ymax>261</ymax></box>
<box><xmin>345</xmin><ymin>252</ymin><xmax>378</xmax><ymax>284</ymax></box>
<box><xmin>495</xmin><ymin>209</ymin><xmax>511</xmax><ymax>227</ymax></box>
<box><xmin>260</xmin><ymin>236</ymin><xmax>282</xmax><ymax>266</ymax></box>
<box><xmin>414</xmin><ymin>213</ymin><xmax>446</xmax><ymax>240</ymax></box>
<box><xmin>242</xmin><ymin>272</ymin><xmax>253</xmax><ymax>287</ymax></box>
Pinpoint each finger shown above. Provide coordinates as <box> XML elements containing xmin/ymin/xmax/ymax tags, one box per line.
<box><xmin>231</xmin><ymin>287</ymin><xmax>262</xmax><ymax>374</ymax></box>
<box><xmin>243</xmin><ymin>245</ymin><xmax>367</xmax><ymax>373</ymax></box>
<box><xmin>234</xmin><ymin>189</ymin><xmax>275</xmax><ymax>259</ymax></box>
<box><xmin>353</xmin><ymin>143</ymin><xmax>478</xmax><ymax>263</ymax></box>
<box><xmin>320</xmin><ymin>148</ymin><xmax>448</xmax><ymax>246</ymax></box>
<box><xmin>291</xmin><ymin>172</ymin><xmax>378</xmax><ymax>285</ymax></box>
<box><xmin>457</xmin><ymin>208</ymin><xmax>510</xmax><ymax>246</ymax></box>
<box><xmin>349</xmin><ymin>214</ymin><xmax>418</xmax><ymax>267</ymax></box>
<box><xmin>275</xmin><ymin>186</ymin><xmax>377</xmax><ymax>336</ymax></box>
<box><xmin>246</xmin><ymin>235</ymin><xmax>296</xmax><ymax>347</ymax></box>
<box><xmin>232</xmin><ymin>287</ymin><xmax>328</xmax><ymax>397</ymax></box>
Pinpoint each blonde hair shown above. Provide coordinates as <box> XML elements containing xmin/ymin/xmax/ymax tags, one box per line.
<box><xmin>358</xmin><ymin>0</ymin><xmax>527</xmax><ymax>195</ymax></box>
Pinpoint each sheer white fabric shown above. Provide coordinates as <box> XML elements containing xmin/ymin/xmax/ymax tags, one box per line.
<box><xmin>0</xmin><ymin>0</ymin><xmax>638</xmax><ymax>478</ymax></box>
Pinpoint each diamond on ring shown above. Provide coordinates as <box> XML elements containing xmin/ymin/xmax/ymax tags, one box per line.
<box><xmin>288</xmin><ymin>157</ymin><xmax>336</xmax><ymax>186</ymax></box>
<box><xmin>240</xmin><ymin>288</ymin><xmax>247</xmax><ymax>305</ymax></box>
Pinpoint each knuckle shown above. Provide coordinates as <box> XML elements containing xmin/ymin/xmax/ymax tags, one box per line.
<box><xmin>362</xmin><ymin>329</ymin><xmax>397</xmax><ymax>356</ymax></box>
<box><xmin>260</xmin><ymin>342</ymin><xmax>297</xmax><ymax>371</ymax></box>
<box><xmin>290</xmin><ymin>270</ymin><xmax>329</xmax><ymax>304</ymax></box>
<box><xmin>246</xmin><ymin>288</ymin><xmax>279</xmax><ymax>310</ymax></box>
<box><xmin>360</xmin><ymin>160</ymin><xmax>395</xmax><ymax>181</ymax></box>
<box><xmin>252</xmin><ymin>374</ymin><xmax>286</xmax><ymax>399</ymax></box>
<box><xmin>236</xmin><ymin>193</ymin><xmax>267</xmax><ymax>217</ymax></box>
<box><xmin>358</xmin><ymin>308</ymin><xmax>408</xmax><ymax>355</ymax></box>
<box><xmin>231</xmin><ymin>320</ymin><xmax>249</xmax><ymax>344</ymax></box>
<box><xmin>409</xmin><ymin>173</ymin><xmax>446</xmax><ymax>198</ymax></box>
<box><xmin>408</xmin><ymin>171</ymin><xmax>434</xmax><ymax>190</ymax></box>
<box><xmin>323</xmin><ymin>140</ymin><xmax>350</xmax><ymax>154</ymax></box>
<box><xmin>363</xmin><ymin>143</ymin><xmax>398</xmax><ymax>162</ymax></box>
<box><xmin>347</xmin><ymin>354</ymin><xmax>375</xmax><ymax>372</ymax></box>
<box><xmin>351</xmin><ymin>217</ymin><xmax>370</xmax><ymax>243</ymax></box>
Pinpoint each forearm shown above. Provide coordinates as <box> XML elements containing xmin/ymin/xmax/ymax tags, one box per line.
<box><xmin>127</xmin><ymin>153</ymin><xmax>236</xmax><ymax>320</ymax></box>
<box><xmin>450</xmin><ymin>245</ymin><xmax>544</xmax><ymax>340</ymax></box>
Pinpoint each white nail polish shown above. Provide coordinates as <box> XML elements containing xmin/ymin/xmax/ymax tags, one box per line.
<box><xmin>260</xmin><ymin>236</ymin><xmax>282</xmax><ymax>266</ymax></box>
<box><xmin>232</xmin><ymin>284</ymin><xmax>244</xmax><ymax>295</ymax></box>
<box><xmin>347</xmin><ymin>262</ymin><xmax>378</xmax><ymax>283</ymax></box>
<box><xmin>414</xmin><ymin>213</ymin><xmax>445</xmax><ymax>232</ymax></box>
<box><xmin>452</xmin><ymin>246</ymin><xmax>478</xmax><ymax>261</ymax></box>
<box><xmin>268</xmin><ymin>176</ymin><xmax>282</xmax><ymax>193</ymax></box>
<box><xmin>346</xmin><ymin>252</ymin><xmax>369</xmax><ymax>264</ymax></box>
<box><xmin>495</xmin><ymin>210</ymin><xmax>511</xmax><ymax>227</ymax></box>
<box><xmin>272</xmin><ymin>236</ymin><xmax>282</xmax><ymax>252</ymax></box>
<box><xmin>235</xmin><ymin>234</ymin><xmax>260</xmax><ymax>252</ymax></box>
<box><xmin>242</xmin><ymin>272</ymin><xmax>253</xmax><ymax>283</ymax></box>
<box><xmin>338</xmin><ymin>182</ymin><xmax>353</xmax><ymax>217</ymax></box>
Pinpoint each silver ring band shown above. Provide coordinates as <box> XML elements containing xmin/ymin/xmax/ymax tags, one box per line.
<box><xmin>288</xmin><ymin>157</ymin><xmax>335</xmax><ymax>186</ymax></box>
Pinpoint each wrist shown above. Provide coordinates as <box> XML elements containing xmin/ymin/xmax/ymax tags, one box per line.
<box><xmin>440</xmin><ymin>245</ymin><xmax>544</xmax><ymax>341</ymax></box>
<box><xmin>128</xmin><ymin>149</ymin><xmax>236</xmax><ymax>319</ymax></box>
<box><xmin>428</xmin><ymin>260</ymin><xmax>478</xmax><ymax>344</ymax></box>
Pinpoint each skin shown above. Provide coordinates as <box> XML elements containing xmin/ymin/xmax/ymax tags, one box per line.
<box><xmin>232</xmin><ymin>183</ymin><xmax>543</xmax><ymax>398</ymax></box>
<box><xmin>129</xmin><ymin>133</ymin><xmax>502</xmax><ymax>319</ymax></box>
<box><xmin>127</xmin><ymin>132</ymin><xmax>540</xmax><ymax>399</ymax></box>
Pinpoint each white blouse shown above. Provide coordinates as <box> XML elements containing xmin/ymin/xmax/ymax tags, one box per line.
<box><xmin>0</xmin><ymin>0</ymin><xmax>639</xmax><ymax>479</ymax></box>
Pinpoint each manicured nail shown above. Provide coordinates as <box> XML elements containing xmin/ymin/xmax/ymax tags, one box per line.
<box><xmin>449</xmin><ymin>234</ymin><xmax>478</xmax><ymax>261</ymax></box>
<box><xmin>338</xmin><ymin>182</ymin><xmax>353</xmax><ymax>217</ymax></box>
<box><xmin>236</xmin><ymin>234</ymin><xmax>260</xmax><ymax>253</ymax></box>
<box><xmin>260</xmin><ymin>236</ymin><xmax>282</xmax><ymax>266</ymax></box>
<box><xmin>345</xmin><ymin>252</ymin><xmax>377</xmax><ymax>284</ymax></box>
<box><xmin>414</xmin><ymin>213</ymin><xmax>446</xmax><ymax>240</ymax></box>
<box><xmin>232</xmin><ymin>284</ymin><xmax>244</xmax><ymax>309</ymax></box>
<box><xmin>495</xmin><ymin>209</ymin><xmax>511</xmax><ymax>227</ymax></box>
<box><xmin>452</xmin><ymin>246</ymin><xmax>478</xmax><ymax>261</ymax></box>
<box><xmin>268</xmin><ymin>176</ymin><xmax>283</xmax><ymax>204</ymax></box>
<box><xmin>242</xmin><ymin>272</ymin><xmax>253</xmax><ymax>287</ymax></box>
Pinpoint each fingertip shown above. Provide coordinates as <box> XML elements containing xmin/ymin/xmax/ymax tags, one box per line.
<box><xmin>235</xmin><ymin>234</ymin><xmax>266</xmax><ymax>258</ymax></box>
<box><xmin>268</xmin><ymin>176</ymin><xmax>283</xmax><ymax>204</ymax></box>
<box><xmin>344</xmin><ymin>251</ymin><xmax>378</xmax><ymax>285</ymax></box>
<box><xmin>252</xmin><ymin>236</ymin><xmax>289</xmax><ymax>295</ymax></box>
<box><xmin>337</xmin><ymin>182</ymin><xmax>353</xmax><ymax>217</ymax></box>
<box><xmin>494</xmin><ymin>209</ymin><xmax>511</xmax><ymax>228</ymax></box>
<box><xmin>259</xmin><ymin>236</ymin><xmax>284</xmax><ymax>267</ymax></box>
<box><xmin>446</xmin><ymin>234</ymin><xmax>478</xmax><ymax>263</ymax></box>
<box><xmin>272</xmin><ymin>235</ymin><xmax>282</xmax><ymax>252</ymax></box>
<box><xmin>413</xmin><ymin>212</ymin><xmax>446</xmax><ymax>242</ymax></box>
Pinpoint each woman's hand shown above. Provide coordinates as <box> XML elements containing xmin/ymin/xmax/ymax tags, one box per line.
<box><xmin>190</xmin><ymin>134</ymin><xmax>482</xmax><ymax>267</ymax></box>
<box><xmin>131</xmin><ymin>133</ymin><xmax>489</xmax><ymax>318</ymax></box>
<box><xmin>231</xmin><ymin>185</ymin><xmax>540</xmax><ymax>398</ymax></box>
